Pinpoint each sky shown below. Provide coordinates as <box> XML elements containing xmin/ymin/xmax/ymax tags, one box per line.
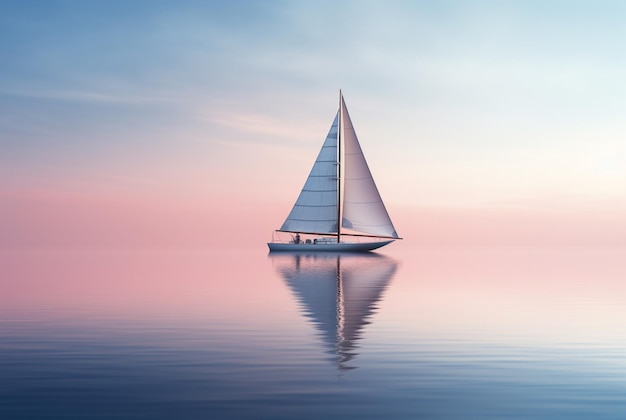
<box><xmin>1</xmin><ymin>0</ymin><xmax>626</xmax><ymax>248</ymax></box>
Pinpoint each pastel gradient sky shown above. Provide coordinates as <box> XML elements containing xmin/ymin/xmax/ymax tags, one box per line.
<box><xmin>1</xmin><ymin>0</ymin><xmax>625</xmax><ymax>248</ymax></box>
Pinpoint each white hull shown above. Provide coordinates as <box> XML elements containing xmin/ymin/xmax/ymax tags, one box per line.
<box><xmin>267</xmin><ymin>240</ymin><xmax>394</xmax><ymax>253</ymax></box>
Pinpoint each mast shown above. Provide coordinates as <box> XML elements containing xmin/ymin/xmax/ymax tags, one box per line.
<box><xmin>337</xmin><ymin>90</ymin><xmax>342</xmax><ymax>244</ymax></box>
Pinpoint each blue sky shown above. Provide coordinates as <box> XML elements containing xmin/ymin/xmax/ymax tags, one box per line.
<box><xmin>1</xmin><ymin>0</ymin><xmax>626</xmax><ymax>210</ymax></box>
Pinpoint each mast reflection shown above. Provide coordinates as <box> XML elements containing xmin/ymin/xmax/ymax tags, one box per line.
<box><xmin>271</xmin><ymin>253</ymin><xmax>398</xmax><ymax>371</ymax></box>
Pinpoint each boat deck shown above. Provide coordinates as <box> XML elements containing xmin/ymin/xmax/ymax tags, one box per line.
<box><xmin>267</xmin><ymin>240</ymin><xmax>393</xmax><ymax>252</ymax></box>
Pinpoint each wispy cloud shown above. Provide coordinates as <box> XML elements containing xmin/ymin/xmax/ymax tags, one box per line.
<box><xmin>0</xmin><ymin>88</ymin><xmax>180</xmax><ymax>105</ymax></box>
<box><xmin>199</xmin><ymin>109</ymin><xmax>320</xmax><ymax>141</ymax></box>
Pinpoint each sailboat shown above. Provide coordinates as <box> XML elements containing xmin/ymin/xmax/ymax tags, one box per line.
<box><xmin>268</xmin><ymin>91</ymin><xmax>401</xmax><ymax>252</ymax></box>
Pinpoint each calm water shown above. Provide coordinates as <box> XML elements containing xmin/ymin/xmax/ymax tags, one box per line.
<box><xmin>2</xmin><ymin>246</ymin><xmax>626</xmax><ymax>419</ymax></box>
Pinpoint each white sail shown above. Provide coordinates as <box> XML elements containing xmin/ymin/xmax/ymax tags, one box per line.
<box><xmin>280</xmin><ymin>114</ymin><xmax>339</xmax><ymax>234</ymax></box>
<box><xmin>340</xmin><ymin>96</ymin><xmax>399</xmax><ymax>239</ymax></box>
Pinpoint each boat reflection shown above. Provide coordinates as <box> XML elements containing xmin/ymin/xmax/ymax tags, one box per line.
<box><xmin>271</xmin><ymin>252</ymin><xmax>398</xmax><ymax>371</ymax></box>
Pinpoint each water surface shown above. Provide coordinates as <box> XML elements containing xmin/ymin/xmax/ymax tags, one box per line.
<box><xmin>2</xmin><ymin>246</ymin><xmax>626</xmax><ymax>419</ymax></box>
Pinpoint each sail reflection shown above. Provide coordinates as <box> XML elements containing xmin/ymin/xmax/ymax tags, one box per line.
<box><xmin>271</xmin><ymin>253</ymin><xmax>398</xmax><ymax>371</ymax></box>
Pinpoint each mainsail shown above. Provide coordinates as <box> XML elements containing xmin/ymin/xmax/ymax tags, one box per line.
<box><xmin>280</xmin><ymin>115</ymin><xmax>339</xmax><ymax>234</ymax></box>
<box><xmin>278</xmin><ymin>92</ymin><xmax>399</xmax><ymax>240</ymax></box>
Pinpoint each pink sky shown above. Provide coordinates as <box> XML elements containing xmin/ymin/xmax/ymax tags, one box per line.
<box><xmin>1</xmin><ymin>185</ymin><xmax>625</xmax><ymax>250</ymax></box>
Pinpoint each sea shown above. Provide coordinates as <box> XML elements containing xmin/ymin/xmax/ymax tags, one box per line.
<box><xmin>2</xmin><ymin>245</ymin><xmax>626</xmax><ymax>419</ymax></box>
